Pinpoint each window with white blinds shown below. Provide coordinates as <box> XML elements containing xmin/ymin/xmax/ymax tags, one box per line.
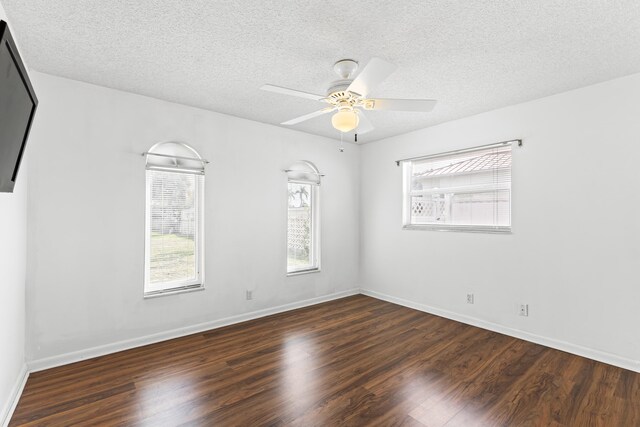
<box><xmin>144</xmin><ymin>142</ymin><xmax>205</xmax><ymax>296</ymax></box>
<box><xmin>401</xmin><ymin>142</ymin><xmax>512</xmax><ymax>233</ymax></box>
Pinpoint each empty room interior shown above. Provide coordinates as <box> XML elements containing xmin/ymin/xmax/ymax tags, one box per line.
<box><xmin>2</xmin><ymin>1</ymin><xmax>640</xmax><ymax>425</ymax></box>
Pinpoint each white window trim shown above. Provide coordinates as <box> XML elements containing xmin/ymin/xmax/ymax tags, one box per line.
<box><xmin>401</xmin><ymin>141</ymin><xmax>514</xmax><ymax>234</ymax></box>
<box><xmin>144</xmin><ymin>165</ymin><xmax>205</xmax><ymax>297</ymax></box>
<box><xmin>286</xmin><ymin>179</ymin><xmax>321</xmax><ymax>276</ymax></box>
<box><xmin>402</xmin><ymin>223</ymin><xmax>512</xmax><ymax>234</ymax></box>
<box><xmin>143</xmin><ymin>283</ymin><xmax>206</xmax><ymax>299</ymax></box>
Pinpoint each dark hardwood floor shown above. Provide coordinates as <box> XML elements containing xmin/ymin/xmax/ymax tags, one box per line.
<box><xmin>10</xmin><ymin>295</ymin><xmax>640</xmax><ymax>426</ymax></box>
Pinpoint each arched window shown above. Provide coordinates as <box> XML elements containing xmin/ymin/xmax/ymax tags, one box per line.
<box><xmin>143</xmin><ymin>142</ymin><xmax>206</xmax><ymax>296</ymax></box>
<box><xmin>286</xmin><ymin>161</ymin><xmax>321</xmax><ymax>275</ymax></box>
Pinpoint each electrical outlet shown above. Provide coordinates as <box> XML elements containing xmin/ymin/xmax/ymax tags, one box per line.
<box><xmin>246</xmin><ymin>290</ymin><xmax>253</xmax><ymax>300</ymax></box>
<box><xmin>466</xmin><ymin>293</ymin><xmax>474</xmax><ymax>304</ymax></box>
<box><xmin>519</xmin><ymin>304</ymin><xmax>529</xmax><ymax>317</ymax></box>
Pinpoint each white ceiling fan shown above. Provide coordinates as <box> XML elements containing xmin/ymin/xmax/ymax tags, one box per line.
<box><xmin>260</xmin><ymin>57</ymin><xmax>437</xmax><ymax>135</ymax></box>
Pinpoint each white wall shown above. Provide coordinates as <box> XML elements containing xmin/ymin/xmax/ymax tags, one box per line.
<box><xmin>361</xmin><ymin>73</ymin><xmax>640</xmax><ymax>370</ymax></box>
<box><xmin>25</xmin><ymin>72</ymin><xmax>360</xmax><ymax>363</ymax></box>
<box><xmin>19</xmin><ymin>55</ymin><xmax>640</xmax><ymax>373</ymax></box>
<box><xmin>0</xmin><ymin>1</ymin><xmax>28</xmax><ymax>423</ymax></box>
<box><xmin>0</xmin><ymin>178</ymin><xmax>26</xmax><ymax>422</ymax></box>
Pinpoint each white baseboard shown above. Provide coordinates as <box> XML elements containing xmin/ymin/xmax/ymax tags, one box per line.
<box><xmin>28</xmin><ymin>288</ymin><xmax>360</xmax><ymax>373</ymax></box>
<box><xmin>1</xmin><ymin>363</ymin><xmax>28</xmax><ymax>427</ymax></box>
<box><xmin>361</xmin><ymin>289</ymin><xmax>640</xmax><ymax>373</ymax></box>
<box><xmin>25</xmin><ymin>286</ymin><xmax>639</xmax><ymax>381</ymax></box>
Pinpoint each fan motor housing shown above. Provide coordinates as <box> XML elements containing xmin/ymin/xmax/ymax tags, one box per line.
<box><xmin>326</xmin><ymin>79</ymin><xmax>353</xmax><ymax>96</ymax></box>
<box><xmin>326</xmin><ymin>88</ymin><xmax>360</xmax><ymax>109</ymax></box>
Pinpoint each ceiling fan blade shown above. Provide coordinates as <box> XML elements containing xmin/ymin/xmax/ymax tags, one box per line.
<box><xmin>282</xmin><ymin>108</ymin><xmax>333</xmax><ymax>125</ymax></box>
<box><xmin>356</xmin><ymin>110</ymin><xmax>374</xmax><ymax>134</ymax></box>
<box><xmin>364</xmin><ymin>98</ymin><xmax>437</xmax><ymax>112</ymax></box>
<box><xmin>260</xmin><ymin>84</ymin><xmax>325</xmax><ymax>101</ymax></box>
<box><xmin>346</xmin><ymin>57</ymin><xmax>397</xmax><ymax>97</ymax></box>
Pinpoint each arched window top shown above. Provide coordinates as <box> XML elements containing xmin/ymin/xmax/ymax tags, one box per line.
<box><xmin>145</xmin><ymin>142</ymin><xmax>207</xmax><ymax>174</ymax></box>
<box><xmin>285</xmin><ymin>160</ymin><xmax>323</xmax><ymax>185</ymax></box>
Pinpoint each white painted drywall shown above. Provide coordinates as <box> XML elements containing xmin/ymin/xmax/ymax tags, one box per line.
<box><xmin>25</xmin><ymin>72</ymin><xmax>360</xmax><ymax>362</ymax></box>
<box><xmin>0</xmin><ymin>1</ymin><xmax>28</xmax><ymax>423</ymax></box>
<box><xmin>0</xmin><ymin>178</ymin><xmax>26</xmax><ymax>423</ymax></box>
<box><xmin>19</xmin><ymin>54</ymin><xmax>640</xmax><ymax>372</ymax></box>
<box><xmin>360</xmin><ymin>73</ymin><xmax>640</xmax><ymax>367</ymax></box>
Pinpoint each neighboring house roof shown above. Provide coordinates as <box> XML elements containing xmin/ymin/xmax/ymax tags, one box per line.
<box><xmin>416</xmin><ymin>152</ymin><xmax>511</xmax><ymax>178</ymax></box>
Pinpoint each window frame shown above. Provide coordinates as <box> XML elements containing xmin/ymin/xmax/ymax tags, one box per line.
<box><xmin>143</xmin><ymin>144</ymin><xmax>205</xmax><ymax>298</ymax></box>
<box><xmin>401</xmin><ymin>142</ymin><xmax>513</xmax><ymax>234</ymax></box>
<box><xmin>286</xmin><ymin>179</ymin><xmax>321</xmax><ymax>276</ymax></box>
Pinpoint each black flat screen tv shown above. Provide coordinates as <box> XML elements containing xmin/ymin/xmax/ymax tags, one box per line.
<box><xmin>0</xmin><ymin>20</ymin><xmax>37</xmax><ymax>193</ymax></box>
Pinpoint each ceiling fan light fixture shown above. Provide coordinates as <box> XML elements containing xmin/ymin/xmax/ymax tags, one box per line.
<box><xmin>331</xmin><ymin>109</ymin><xmax>359</xmax><ymax>133</ymax></box>
<box><xmin>262</xmin><ymin>57</ymin><xmax>437</xmax><ymax>136</ymax></box>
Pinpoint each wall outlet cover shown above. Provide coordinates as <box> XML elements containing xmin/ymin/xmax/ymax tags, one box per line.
<box><xmin>519</xmin><ymin>304</ymin><xmax>529</xmax><ymax>316</ymax></box>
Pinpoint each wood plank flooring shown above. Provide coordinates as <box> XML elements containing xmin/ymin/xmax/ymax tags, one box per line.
<box><xmin>10</xmin><ymin>295</ymin><xmax>640</xmax><ymax>426</ymax></box>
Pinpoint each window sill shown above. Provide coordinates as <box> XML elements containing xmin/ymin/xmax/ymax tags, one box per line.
<box><xmin>144</xmin><ymin>284</ymin><xmax>205</xmax><ymax>299</ymax></box>
<box><xmin>403</xmin><ymin>224</ymin><xmax>512</xmax><ymax>234</ymax></box>
<box><xmin>287</xmin><ymin>268</ymin><xmax>321</xmax><ymax>277</ymax></box>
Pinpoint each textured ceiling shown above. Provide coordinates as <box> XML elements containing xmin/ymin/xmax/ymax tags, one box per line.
<box><xmin>4</xmin><ymin>0</ymin><xmax>640</xmax><ymax>143</ymax></box>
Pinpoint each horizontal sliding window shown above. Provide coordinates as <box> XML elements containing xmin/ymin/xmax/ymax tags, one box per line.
<box><xmin>402</xmin><ymin>142</ymin><xmax>512</xmax><ymax>233</ymax></box>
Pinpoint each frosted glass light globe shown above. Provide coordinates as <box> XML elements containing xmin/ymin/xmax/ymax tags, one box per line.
<box><xmin>331</xmin><ymin>110</ymin><xmax>359</xmax><ymax>132</ymax></box>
